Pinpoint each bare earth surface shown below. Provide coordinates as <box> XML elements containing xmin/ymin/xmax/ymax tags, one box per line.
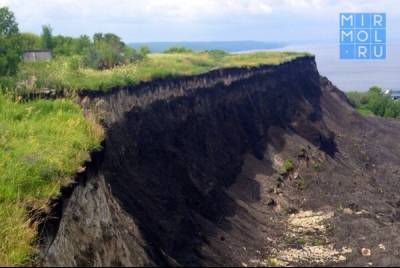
<box><xmin>40</xmin><ymin>57</ymin><xmax>400</xmax><ymax>267</ymax></box>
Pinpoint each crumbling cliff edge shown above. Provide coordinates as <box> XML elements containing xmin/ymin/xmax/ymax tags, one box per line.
<box><xmin>39</xmin><ymin>56</ymin><xmax>400</xmax><ymax>267</ymax></box>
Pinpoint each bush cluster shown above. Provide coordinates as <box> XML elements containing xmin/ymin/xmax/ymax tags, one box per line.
<box><xmin>347</xmin><ymin>86</ymin><xmax>400</xmax><ymax>118</ymax></box>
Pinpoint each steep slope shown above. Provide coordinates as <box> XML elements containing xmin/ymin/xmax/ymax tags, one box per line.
<box><xmin>39</xmin><ymin>56</ymin><xmax>400</xmax><ymax>267</ymax></box>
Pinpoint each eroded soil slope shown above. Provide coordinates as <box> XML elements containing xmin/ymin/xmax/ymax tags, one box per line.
<box><xmin>40</xmin><ymin>57</ymin><xmax>400</xmax><ymax>267</ymax></box>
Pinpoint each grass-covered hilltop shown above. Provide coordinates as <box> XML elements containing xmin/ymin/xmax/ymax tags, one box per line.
<box><xmin>16</xmin><ymin>51</ymin><xmax>308</xmax><ymax>93</ymax></box>
<box><xmin>1</xmin><ymin>7</ymin><xmax>309</xmax><ymax>94</ymax></box>
<box><xmin>0</xmin><ymin>6</ymin><xmax>308</xmax><ymax>94</ymax></box>
<box><xmin>0</xmin><ymin>6</ymin><xmax>311</xmax><ymax>266</ymax></box>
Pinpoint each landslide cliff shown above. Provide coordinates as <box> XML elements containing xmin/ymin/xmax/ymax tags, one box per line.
<box><xmin>39</xmin><ymin>56</ymin><xmax>400</xmax><ymax>267</ymax></box>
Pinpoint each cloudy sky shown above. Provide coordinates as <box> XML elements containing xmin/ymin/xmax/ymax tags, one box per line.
<box><xmin>0</xmin><ymin>0</ymin><xmax>398</xmax><ymax>43</ymax></box>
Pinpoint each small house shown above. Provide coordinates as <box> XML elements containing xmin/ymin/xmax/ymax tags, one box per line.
<box><xmin>384</xmin><ymin>90</ymin><xmax>400</xmax><ymax>100</ymax></box>
<box><xmin>391</xmin><ymin>91</ymin><xmax>400</xmax><ymax>100</ymax></box>
<box><xmin>22</xmin><ymin>50</ymin><xmax>52</xmax><ymax>62</ymax></box>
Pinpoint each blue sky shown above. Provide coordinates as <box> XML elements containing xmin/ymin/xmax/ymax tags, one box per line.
<box><xmin>0</xmin><ymin>0</ymin><xmax>398</xmax><ymax>43</ymax></box>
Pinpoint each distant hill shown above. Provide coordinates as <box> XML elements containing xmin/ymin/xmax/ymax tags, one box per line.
<box><xmin>129</xmin><ymin>41</ymin><xmax>285</xmax><ymax>53</ymax></box>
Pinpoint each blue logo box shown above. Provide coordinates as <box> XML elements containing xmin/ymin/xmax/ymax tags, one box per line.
<box><xmin>340</xmin><ymin>13</ymin><xmax>386</xmax><ymax>59</ymax></box>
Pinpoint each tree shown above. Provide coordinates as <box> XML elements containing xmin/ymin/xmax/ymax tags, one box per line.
<box><xmin>19</xmin><ymin>32</ymin><xmax>42</xmax><ymax>50</ymax></box>
<box><xmin>41</xmin><ymin>25</ymin><xmax>53</xmax><ymax>50</ymax></box>
<box><xmin>139</xmin><ymin>45</ymin><xmax>150</xmax><ymax>58</ymax></box>
<box><xmin>347</xmin><ymin>86</ymin><xmax>400</xmax><ymax>119</ymax></box>
<box><xmin>0</xmin><ymin>7</ymin><xmax>20</xmax><ymax>77</ymax></box>
<box><xmin>93</xmin><ymin>33</ymin><xmax>103</xmax><ymax>44</ymax></box>
<box><xmin>0</xmin><ymin>7</ymin><xmax>18</xmax><ymax>36</ymax></box>
<box><xmin>83</xmin><ymin>33</ymin><xmax>136</xmax><ymax>69</ymax></box>
<box><xmin>74</xmin><ymin>35</ymin><xmax>91</xmax><ymax>54</ymax></box>
<box><xmin>52</xmin><ymin>35</ymin><xmax>75</xmax><ymax>55</ymax></box>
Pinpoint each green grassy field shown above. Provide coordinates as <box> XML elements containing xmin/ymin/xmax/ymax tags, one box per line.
<box><xmin>15</xmin><ymin>51</ymin><xmax>310</xmax><ymax>93</ymax></box>
<box><xmin>0</xmin><ymin>94</ymin><xmax>103</xmax><ymax>266</ymax></box>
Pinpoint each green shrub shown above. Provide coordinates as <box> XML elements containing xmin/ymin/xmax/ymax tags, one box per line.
<box><xmin>312</xmin><ymin>161</ymin><xmax>321</xmax><ymax>172</ymax></box>
<box><xmin>81</xmin><ymin>33</ymin><xmax>139</xmax><ymax>70</ymax></box>
<box><xmin>19</xmin><ymin>32</ymin><xmax>41</xmax><ymax>51</ymax></box>
<box><xmin>205</xmin><ymin>49</ymin><xmax>228</xmax><ymax>60</ymax></box>
<box><xmin>138</xmin><ymin>45</ymin><xmax>150</xmax><ymax>59</ymax></box>
<box><xmin>265</xmin><ymin>257</ymin><xmax>279</xmax><ymax>267</ymax></box>
<box><xmin>68</xmin><ymin>57</ymin><xmax>80</xmax><ymax>72</ymax></box>
<box><xmin>347</xmin><ymin>86</ymin><xmax>400</xmax><ymax>119</ymax></box>
<box><xmin>164</xmin><ymin>46</ymin><xmax>194</xmax><ymax>54</ymax></box>
<box><xmin>280</xmin><ymin>159</ymin><xmax>294</xmax><ymax>175</ymax></box>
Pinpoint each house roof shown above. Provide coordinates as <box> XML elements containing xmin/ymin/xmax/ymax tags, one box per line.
<box><xmin>23</xmin><ymin>49</ymin><xmax>52</xmax><ymax>53</ymax></box>
<box><xmin>391</xmin><ymin>91</ymin><xmax>400</xmax><ymax>96</ymax></box>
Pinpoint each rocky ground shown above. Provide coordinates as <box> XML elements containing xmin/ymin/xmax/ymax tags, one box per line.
<box><xmin>236</xmin><ymin>78</ymin><xmax>400</xmax><ymax>267</ymax></box>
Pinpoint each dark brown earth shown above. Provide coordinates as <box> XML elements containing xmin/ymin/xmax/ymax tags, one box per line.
<box><xmin>39</xmin><ymin>56</ymin><xmax>400</xmax><ymax>267</ymax></box>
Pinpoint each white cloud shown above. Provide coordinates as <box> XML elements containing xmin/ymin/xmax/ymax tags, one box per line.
<box><xmin>1</xmin><ymin>0</ymin><xmax>397</xmax><ymax>26</ymax></box>
<box><xmin>1</xmin><ymin>0</ymin><xmax>273</xmax><ymax>22</ymax></box>
<box><xmin>0</xmin><ymin>0</ymin><xmax>398</xmax><ymax>41</ymax></box>
<box><xmin>0</xmin><ymin>0</ymin><xmax>10</xmax><ymax>5</ymax></box>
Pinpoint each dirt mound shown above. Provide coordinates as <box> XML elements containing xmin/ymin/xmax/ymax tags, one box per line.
<box><xmin>40</xmin><ymin>57</ymin><xmax>400</xmax><ymax>267</ymax></box>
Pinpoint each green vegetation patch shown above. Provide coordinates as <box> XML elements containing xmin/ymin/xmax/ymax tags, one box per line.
<box><xmin>347</xmin><ymin>86</ymin><xmax>400</xmax><ymax>118</ymax></box>
<box><xmin>14</xmin><ymin>51</ymin><xmax>310</xmax><ymax>93</ymax></box>
<box><xmin>279</xmin><ymin>159</ymin><xmax>294</xmax><ymax>175</ymax></box>
<box><xmin>0</xmin><ymin>93</ymin><xmax>103</xmax><ymax>266</ymax></box>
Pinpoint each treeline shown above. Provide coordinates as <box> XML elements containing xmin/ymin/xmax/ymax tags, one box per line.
<box><xmin>22</xmin><ymin>26</ymin><xmax>150</xmax><ymax>70</ymax></box>
<box><xmin>347</xmin><ymin>86</ymin><xmax>400</xmax><ymax>118</ymax></box>
<box><xmin>19</xmin><ymin>26</ymin><xmax>93</xmax><ymax>56</ymax></box>
<box><xmin>0</xmin><ymin>6</ymin><xmax>150</xmax><ymax>79</ymax></box>
<box><xmin>0</xmin><ymin>7</ymin><xmax>21</xmax><ymax>76</ymax></box>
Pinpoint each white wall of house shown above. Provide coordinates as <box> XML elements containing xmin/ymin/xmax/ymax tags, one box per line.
<box><xmin>23</xmin><ymin>51</ymin><xmax>52</xmax><ymax>62</ymax></box>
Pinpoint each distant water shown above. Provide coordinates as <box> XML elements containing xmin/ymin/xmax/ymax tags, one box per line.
<box><xmin>130</xmin><ymin>41</ymin><xmax>285</xmax><ymax>53</ymax></box>
<box><xmin>273</xmin><ymin>43</ymin><xmax>400</xmax><ymax>92</ymax></box>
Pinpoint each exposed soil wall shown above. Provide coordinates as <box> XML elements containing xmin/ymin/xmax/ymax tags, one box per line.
<box><xmin>39</xmin><ymin>56</ymin><xmax>400</xmax><ymax>267</ymax></box>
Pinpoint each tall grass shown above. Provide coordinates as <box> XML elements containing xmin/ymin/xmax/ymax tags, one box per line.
<box><xmin>14</xmin><ymin>51</ymin><xmax>310</xmax><ymax>92</ymax></box>
<box><xmin>0</xmin><ymin>93</ymin><xmax>103</xmax><ymax>266</ymax></box>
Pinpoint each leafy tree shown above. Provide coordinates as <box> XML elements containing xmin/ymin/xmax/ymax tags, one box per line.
<box><xmin>0</xmin><ymin>7</ymin><xmax>18</xmax><ymax>36</ymax></box>
<box><xmin>74</xmin><ymin>35</ymin><xmax>91</xmax><ymax>54</ymax></box>
<box><xmin>365</xmin><ymin>87</ymin><xmax>388</xmax><ymax>116</ymax></box>
<box><xmin>93</xmin><ymin>33</ymin><xmax>103</xmax><ymax>44</ymax></box>
<box><xmin>82</xmin><ymin>33</ymin><xmax>128</xmax><ymax>69</ymax></box>
<box><xmin>52</xmin><ymin>35</ymin><xmax>75</xmax><ymax>55</ymax></box>
<box><xmin>0</xmin><ymin>7</ymin><xmax>20</xmax><ymax>77</ymax></box>
<box><xmin>94</xmin><ymin>33</ymin><xmax>124</xmax><ymax>69</ymax></box>
<box><xmin>41</xmin><ymin>25</ymin><xmax>53</xmax><ymax>50</ymax></box>
<box><xmin>122</xmin><ymin>46</ymin><xmax>140</xmax><ymax>62</ymax></box>
<box><xmin>82</xmin><ymin>33</ymin><xmax>145</xmax><ymax>70</ymax></box>
<box><xmin>49</xmin><ymin>34</ymin><xmax>92</xmax><ymax>56</ymax></box>
<box><xmin>81</xmin><ymin>46</ymin><xmax>99</xmax><ymax>69</ymax></box>
<box><xmin>19</xmin><ymin>32</ymin><xmax>42</xmax><ymax>50</ymax></box>
<box><xmin>347</xmin><ymin>86</ymin><xmax>400</xmax><ymax>119</ymax></box>
<box><xmin>0</xmin><ymin>36</ymin><xmax>20</xmax><ymax>76</ymax></box>
<box><xmin>139</xmin><ymin>45</ymin><xmax>150</xmax><ymax>58</ymax></box>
